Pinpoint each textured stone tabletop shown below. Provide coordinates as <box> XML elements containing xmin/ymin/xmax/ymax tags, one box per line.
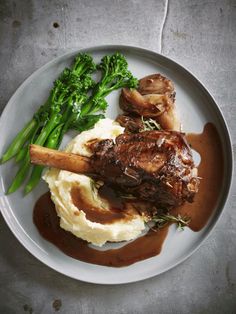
<box><xmin>0</xmin><ymin>0</ymin><xmax>235</xmax><ymax>313</ymax></box>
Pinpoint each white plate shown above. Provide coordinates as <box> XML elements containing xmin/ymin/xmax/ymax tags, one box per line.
<box><xmin>0</xmin><ymin>45</ymin><xmax>233</xmax><ymax>284</ymax></box>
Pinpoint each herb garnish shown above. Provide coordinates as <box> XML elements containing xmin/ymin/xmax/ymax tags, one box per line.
<box><xmin>152</xmin><ymin>213</ymin><xmax>191</xmax><ymax>230</ymax></box>
<box><xmin>141</xmin><ymin>116</ymin><xmax>161</xmax><ymax>131</ymax></box>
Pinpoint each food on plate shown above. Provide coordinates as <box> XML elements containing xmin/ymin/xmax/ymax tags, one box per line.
<box><xmin>90</xmin><ymin>130</ymin><xmax>199</xmax><ymax>207</ymax></box>
<box><xmin>2</xmin><ymin>53</ymin><xmax>97</xmax><ymax>194</ymax></box>
<box><xmin>41</xmin><ymin>119</ymin><xmax>146</xmax><ymax>246</ymax></box>
<box><xmin>31</xmin><ymin>128</ymin><xmax>199</xmax><ymax>208</ymax></box>
<box><xmin>116</xmin><ymin>114</ymin><xmax>145</xmax><ymax>133</ymax></box>
<box><xmin>120</xmin><ymin>74</ymin><xmax>180</xmax><ymax>131</ymax></box>
<box><xmin>1</xmin><ymin>52</ymin><xmax>138</xmax><ymax>194</ymax></box>
<box><xmin>1</xmin><ymin>50</ymin><xmax>224</xmax><ymax>267</ymax></box>
<box><xmin>116</xmin><ymin>114</ymin><xmax>162</xmax><ymax>133</ymax></box>
<box><xmin>33</xmin><ymin>120</ymin><xmax>223</xmax><ymax>267</ymax></box>
<box><xmin>28</xmin><ymin>68</ymin><xmax>201</xmax><ymax>264</ymax></box>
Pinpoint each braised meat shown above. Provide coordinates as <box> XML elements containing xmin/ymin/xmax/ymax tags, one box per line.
<box><xmin>30</xmin><ymin>129</ymin><xmax>199</xmax><ymax>208</ymax></box>
<box><xmin>91</xmin><ymin>130</ymin><xmax>199</xmax><ymax>207</ymax></box>
<box><xmin>116</xmin><ymin>114</ymin><xmax>164</xmax><ymax>134</ymax></box>
<box><xmin>116</xmin><ymin>114</ymin><xmax>144</xmax><ymax>133</ymax></box>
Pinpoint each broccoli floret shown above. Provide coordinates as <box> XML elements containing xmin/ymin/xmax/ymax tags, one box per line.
<box><xmin>81</xmin><ymin>52</ymin><xmax>138</xmax><ymax>115</ymax></box>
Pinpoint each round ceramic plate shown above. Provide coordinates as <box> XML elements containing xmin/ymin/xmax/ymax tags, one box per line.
<box><xmin>0</xmin><ymin>45</ymin><xmax>233</xmax><ymax>284</ymax></box>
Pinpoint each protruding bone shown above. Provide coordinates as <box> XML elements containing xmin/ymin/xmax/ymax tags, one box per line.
<box><xmin>30</xmin><ymin>144</ymin><xmax>92</xmax><ymax>174</ymax></box>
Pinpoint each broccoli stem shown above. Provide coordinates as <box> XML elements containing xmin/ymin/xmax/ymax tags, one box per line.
<box><xmin>7</xmin><ymin>113</ymin><xmax>61</xmax><ymax>194</ymax></box>
<box><xmin>45</xmin><ymin>123</ymin><xmax>64</xmax><ymax>148</ymax></box>
<box><xmin>80</xmin><ymin>88</ymin><xmax>103</xmax><ymax>116</ymax></box>
<box><xmin>15</xmin><ymin>122</ymin><xmax>42</xmax><ymax>163</ymax></box>
<box><xmin>7</xmin><ymin>158</ymin><xmax>31</xmax><ymax>194</ymax></box>
<box><xmin>15</xmin><ymin>146</ymin><xmax>28</xmax><ymax>163</ymax></box>
<box><xmin>24</xmin><ymin>124</ymin><xmax>63</xmax><ymax>194</ymax></box>
<box><xmin>35</xmin><ymin>113</ymin><xmax>62</xmax><ymax>145</ymax></box>
<box><xmin>24</xmin><ymin>165</ymin><xmax>44</xmax><ymax>195</ymax></box>
<box><xmin>1</xmin><ymin>118</ymin><xmax>37</xmax><ymax>163</ymax></box>
<box><xmin>1</xmin><ymin>94</ymin><xmax>52</xmax><ymax>165</ymax></box>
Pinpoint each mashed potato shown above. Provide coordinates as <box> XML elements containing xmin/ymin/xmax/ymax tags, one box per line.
<box><xmin>43</xmin><ymin>118</ymin><xmax>146</xmax><ymax>247</ymax></box>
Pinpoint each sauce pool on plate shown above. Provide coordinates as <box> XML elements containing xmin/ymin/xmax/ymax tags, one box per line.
<box><xmin>33</xmin><ymin>123</ymin><xmax>224</xmax><ymax>267</ymax></box>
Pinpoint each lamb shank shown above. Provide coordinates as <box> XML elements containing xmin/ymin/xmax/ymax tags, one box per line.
<box><xmin>30</xmin><ymin>130</ymin><xmax>199</xmax><ymax>208</ymax></box>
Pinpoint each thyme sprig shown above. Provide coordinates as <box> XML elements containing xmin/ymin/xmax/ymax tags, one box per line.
<box><xmin>141</xmin><ymin>116</ymin><xmax>161</xmax><ymax>131</ymax></box>
<box><xmin>152</xmin><ymin>213</ymin><xmax>191</xmax><ymax>230</ymax></box>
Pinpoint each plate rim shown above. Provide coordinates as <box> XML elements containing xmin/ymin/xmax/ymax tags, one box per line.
<box><xmin>0</xmin><ymin>44</ymin><xmax>233</xmax><ymax>285</ymax></box>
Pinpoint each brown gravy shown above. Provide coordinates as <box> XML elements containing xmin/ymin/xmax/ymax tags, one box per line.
<box><xmin>33</xmin><ymin>122</ymin><xmax>224</xmax><ymax>267</ymax></box>
<box><xmin>33</xmin><ymin>192</ymin><xmax>168</xmax><ymax>267</ymax></box>
<box><xmin>70</xmin><ymin>184</ymin><xmax>140</xmax><ymax>224</ymax></box>
<box><xmin>172</xmin><ymin>123</ymin><xmax>224</xmax><ymax>231</ymax></box>
<box><xmin>71</xmin><ymin>185</ymin><xmax>126</xmax><ymax>224</ymax></box>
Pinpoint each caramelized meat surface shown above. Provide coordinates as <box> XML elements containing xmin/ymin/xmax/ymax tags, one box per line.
<box><xmin>116</xmin><ymin>114</ymin><xmax>144</xmax><ymax>133</ymax></box>
<box><xmin>92</xmin><ymin>130</ymin><xmax>199</xmax><ymax>208</ymax></box>
<box><xmin>30</xmin><ymin>128</ymin><xmax>199</xmax><ymax>208</ymax></box>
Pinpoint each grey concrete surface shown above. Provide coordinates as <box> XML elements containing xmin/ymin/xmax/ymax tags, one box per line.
<box><xmin>0</xmin><ymin>0</ymin><xmax>235</xmax><ymax>313</ymax></box>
